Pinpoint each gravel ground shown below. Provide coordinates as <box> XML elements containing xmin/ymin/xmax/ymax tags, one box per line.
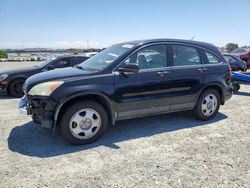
<box><xmin>0</xmin><ymin>62</ymin><xmax>250</xmax><ymax>188</ymax></box>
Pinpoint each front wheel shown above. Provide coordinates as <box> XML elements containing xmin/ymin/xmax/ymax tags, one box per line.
<box><xmin>193</xmin><ymin>89</ymin><xmax>220</xmax><ymax>121</ymax></box>
<box><xmin>60</xmin><ymin>101</ymin><xmax>108</xmax><ymax>145</ymax></box>
<box><xmin>8</xmin><ymin>79</ymin><xmax>25</xmax><ymax>98</ymax></box>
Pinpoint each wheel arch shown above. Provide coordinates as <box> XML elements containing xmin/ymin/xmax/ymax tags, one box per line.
<box><xmin>197</xmin><ymin>83</ymin><xmax>225</xmax><ymax>105</ymax></box>
<box><xmin>54</xmin><ymin>92</ymin><xmax>115</xmax><ymax>129</ymax></box>
<box><xmin>7</xmin><ymin>77</ymin><xmax>26</xmax><ymax>94</ymax></box>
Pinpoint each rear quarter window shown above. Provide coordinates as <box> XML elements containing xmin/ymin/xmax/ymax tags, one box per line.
<box><xmin>205</xmin><ymin>51</ymin><xmax>222</xmax><ymax>64</ymax></box>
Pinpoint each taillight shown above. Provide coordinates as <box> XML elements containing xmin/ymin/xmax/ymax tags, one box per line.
<box><xmin>225</xmin><ymin>61</ymin><xmax>232</xmax><ymax>84</ymax></box>
<box><xmin>228</xmin><ymin>64</ymin><xmax>232</xmax><ymax>78</ymax></box>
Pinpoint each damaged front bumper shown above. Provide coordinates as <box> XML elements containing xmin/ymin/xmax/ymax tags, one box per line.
<box><xmin>19</xmin><ymin>96</ymin><xmax>29</xmax><ymax>115</ymax></box>
<box><xmin>19</xmin><ymin>96</ymin><xmax>58</xmax><ymax>129</ymax></box>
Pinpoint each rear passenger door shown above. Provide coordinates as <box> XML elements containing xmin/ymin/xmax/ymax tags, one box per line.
<box><xmin>170</xmin><ymin>44</ymin><xmax>205</xmax><ymax>111</ymax></box>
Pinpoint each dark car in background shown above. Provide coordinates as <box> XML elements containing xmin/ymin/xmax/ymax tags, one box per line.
<box><xmin>19</xmin><ymin>39</ymin><xmax>232</xmax><ymax>145</ymax></box>
<box><xmin>229</xmin><ymin>48</ymin><xmax>250</xmax><ymax>68</ymax></box>
<box><xmin>223</xmin><ymin>54</ymin><xmax>247</xmax><ymax>71</ymax></box>
<box><xmin>0</xmin><ymin>55</ymin><xmax>89</xmax><ymax>97</ymax></box>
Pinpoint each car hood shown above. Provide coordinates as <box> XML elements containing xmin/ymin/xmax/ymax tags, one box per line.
<box><xmin>24</xmin><ymin>67</ymin><xmax>95</xmax><ymax>92</ymax></box>
<box><xmin>0</xmin><ymin>66</ymin><xmax>38</xmax><ymax>75</ymax></box>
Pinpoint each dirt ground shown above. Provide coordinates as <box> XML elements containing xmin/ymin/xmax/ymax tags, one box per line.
<box><xmin>0</xmin><ymin>62</ymin><xmax>249</xmax><ymax>188</ymax></box>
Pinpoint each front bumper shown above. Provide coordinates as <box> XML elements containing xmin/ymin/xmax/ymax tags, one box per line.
<box><xmin>19</xmin><ymin>96</ymin><xmax>29</xmax><ymax>115</ymax></box>
<box><xmin>19</xmin><ymin>96</ymin><xmax>58</xmax><ymax>129</ymax></box>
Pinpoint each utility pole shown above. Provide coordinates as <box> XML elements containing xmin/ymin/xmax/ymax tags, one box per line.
<box><xmin>86</xmin><ymin>40</ymin><xmax>89</xmax><ymax>50</ymax></box>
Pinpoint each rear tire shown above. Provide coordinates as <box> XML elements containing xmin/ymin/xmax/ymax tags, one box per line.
<box><xmin>60</xmin><ymin>100</ymin><xmax>108</xmax><ymax>145</ymax></box>
<box><xmin>193</xmin><ymin>89</ymin><xmax>220</xmax><ymax>121</ymax></box>
<box><xmin>8</xmin><ymin>79</ymin><xmax>25</xmax><ymax>98</ymax></box>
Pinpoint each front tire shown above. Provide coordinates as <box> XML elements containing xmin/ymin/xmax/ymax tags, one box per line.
<box><xmin>193</xmin><ymin>89</ymin><xmax>220</xmax><ymax>121</ymax></box>
<box><xmin>60</xmin><ymin>101</ymin><xmax>108</xmax><ymax>145</ymax></box>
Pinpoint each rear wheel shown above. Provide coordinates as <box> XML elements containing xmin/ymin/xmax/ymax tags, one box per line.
<box><xmin>193</xmin><ymin>89</ymin><xmax>220</xmax><ymax>121</ymax></box>
<box><xmin>8</xmin><ymin>79</ymin><xmax>25</xmax><ymax>98</ymax></box>
<box><xmin>60</xmin><ymin>101</ymin><xmax>108</xmax><ymax>145</ymax></box>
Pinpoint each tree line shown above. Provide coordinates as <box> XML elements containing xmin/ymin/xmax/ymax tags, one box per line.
<box><xmin>222</xmin><ymin>43</ymin><xmax>250</xmax><ymax>52</ymax></box>
<box><xmin>0</xmin><ymin>51</ymin><xmax>8</xmax><ymax>58</ymax></box>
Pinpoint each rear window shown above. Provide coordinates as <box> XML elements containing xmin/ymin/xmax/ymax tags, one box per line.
<box><xmin>205</xmin><ymin>52</ymin><xmax>221</xmax><ymax>64</ymax></box>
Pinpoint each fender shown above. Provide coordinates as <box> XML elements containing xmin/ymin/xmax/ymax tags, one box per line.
<box><xmin>8</xmin><ymin>75</ymin><xmax>27</xmax><ymax>83</ymax></box>
<box><xmin>53</xmin><ymin>91</ymin><xmax>116</xmax><ymax>129</ymax></box>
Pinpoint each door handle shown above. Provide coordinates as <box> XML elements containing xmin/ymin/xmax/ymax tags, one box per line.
<box><xmin>198</xmin><ymin>68</ymin><xmax>208</xmax><ymax>73</ymax></box>
<box><xmin>157</xmin><ymin>71</ymin><xmax>170</xmax><ymax>77</ymax></box>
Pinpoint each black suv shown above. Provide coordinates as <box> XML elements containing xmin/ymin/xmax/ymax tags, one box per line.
<box><xmin>19</xmin><ymin>39</ymin><xmax>232</xmax><ymax>145</ymax></box>
<box><xmin>0</xmin><ymin>55</ymin><xmax>88</xmax><ymax>97</ymax></box>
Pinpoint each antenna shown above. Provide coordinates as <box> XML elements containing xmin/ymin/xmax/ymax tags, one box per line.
<box><xmin>191</xmin><ymin>36</ymin><xmax>195</xmax><ymax>40</ymax></box>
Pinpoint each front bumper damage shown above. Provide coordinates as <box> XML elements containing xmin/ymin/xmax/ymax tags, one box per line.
<box><xmin>19</xmin><ymin>96</ymin><xmax>58</xmax><ymax>129</ymax></box>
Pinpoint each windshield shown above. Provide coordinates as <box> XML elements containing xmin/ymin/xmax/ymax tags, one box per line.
<box><xmin>78</xmin><ymin>44</ymin><xmax>134</xmax><ymax>71</ymax></box>
<box><xmin>231</xmin><ymin>48</ymin><xmax>247</xmax><ymax>54</ymax></box>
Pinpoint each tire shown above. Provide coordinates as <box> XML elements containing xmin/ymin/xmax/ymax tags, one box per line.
<box><xmin>193</xmin><ymin>89</ymin><xmax>220</xmax><ymax>121</ymax></box>
<box><xmin>8</xmin><ymin>79</ymin><xmax>25</xmax><ymax>98</ymax></box>
<box><xmin>232</xmin><ymin>83</ymin><xmax>240</xmax><ymax>92</ymax></box>
<box><xmin>60</xmin><ymin>100</ymin><xmax>109</xmax><ymax>145</ymax></box>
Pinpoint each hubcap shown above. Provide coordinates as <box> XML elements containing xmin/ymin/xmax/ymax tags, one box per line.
<box><xmin>69</xmin><ymin>108</ymin><xmax>101</xmax><ymax>139</ymax></box>
<box><xmin>201</xmin><ymin>94</ymin><xmax>218</xmax><ymax>117</ymax></box>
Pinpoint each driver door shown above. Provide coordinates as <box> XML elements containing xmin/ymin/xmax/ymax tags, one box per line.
<box><xmin>113</xmin><ymin>44</ymin><xmax>173</xmax><ymax>120</ymax></box>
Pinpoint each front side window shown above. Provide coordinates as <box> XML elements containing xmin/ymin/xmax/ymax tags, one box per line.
<box><xmin>224</xmin><ymin>55</ymin><xmax>236</xmax><ymax>63</ymax></box>
<box><xmin>52</xmin><ymin>58</ymin><xmax>71</xmax><ymax>68</ymax></box>
<box><xmin>124</xmin><ymin>45</ymin><xmax>167</xmax><ymax>70</ymax></box>
<box><xmin>205</xmin><ymin>52</ymin><xmax>221</xmax><ymax>64</ymax></box>
<box><xmin>71</xmin><ymin>57</ymin><xmax>89</xmax><ymax>66</ymax></box>
<box><xmin>172</xmin><ymin>45</ymin><xmax>201</xmax><ymax>66</ymax></box>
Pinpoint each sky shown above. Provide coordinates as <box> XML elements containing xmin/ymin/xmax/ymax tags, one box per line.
<box><xmin>0</xmin><ymin>0</ymin><xmax>249</xmax><ymax>49</ymax></box>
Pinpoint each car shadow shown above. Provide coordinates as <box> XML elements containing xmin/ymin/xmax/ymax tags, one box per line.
<box><xmin>0</xmin><ymin>95</ymin><xmax>17</xmax><ymax>100</ymax></box>
<box><xmin>8</xmin><ymin>111</ymin><xmax>227</xmax><ymax>158</ymax></box>
<box><xmin>234</xmin><ymin>91</ymin><xmax>250</xmax><ymax>97</ymax></box>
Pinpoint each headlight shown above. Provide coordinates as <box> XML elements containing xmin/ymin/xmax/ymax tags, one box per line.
<box><xmin>0</xmin><ymin>74</ymin><xmax>9</xmax><ymax>82</ymax></box>
<box><xmin>28</xmin><ymin>81</ymin><xmax>64</xmax><ymax>96</ymax></box>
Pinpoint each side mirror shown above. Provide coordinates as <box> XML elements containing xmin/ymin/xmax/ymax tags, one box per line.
<box><xmin>118</xmin><ymin>64</ymin><xmax>139</xmax><ymax>75</ymax></box>
<box><xmin>46</xmin><ymin>65</ymin><xmax>55</xmax><ymax>71</ymax></box>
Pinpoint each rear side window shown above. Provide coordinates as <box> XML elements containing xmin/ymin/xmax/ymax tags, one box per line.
<box><xmin>172</xmin><ymin>45</ymin><xmax>201</xmax><ymax>66</ymax></box>
<box><xmin>205</xmin><ymin>51</ymin><xmax>222</xmax><ymax>64</ymax></box>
